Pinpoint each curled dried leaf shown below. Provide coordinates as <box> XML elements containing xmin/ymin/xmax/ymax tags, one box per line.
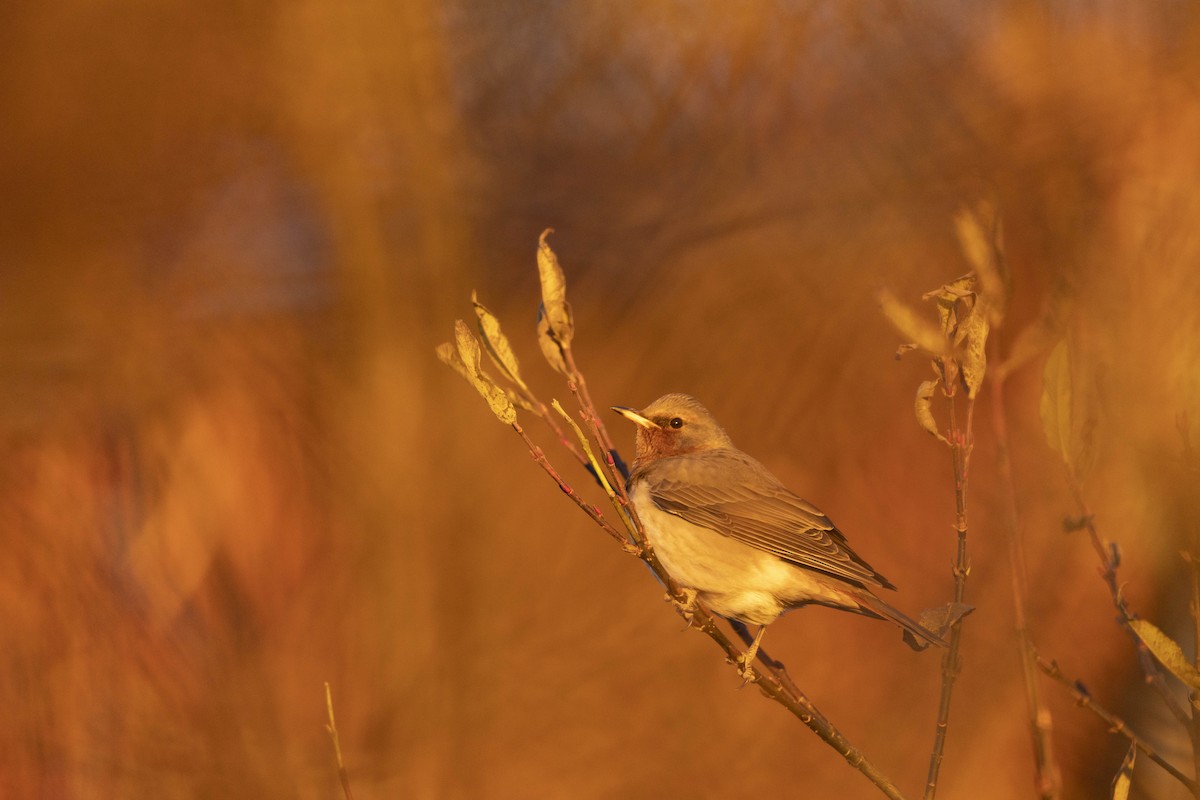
<box><xmin>958</xmin><ymin>305</ymin><xmax>990</xmax><ymax>399</ymax></box>
<box><xmin>916</xmin><ymin>378</ymin><xmax>950</xmax><ymax>444</ymax></box>
<box><xmin>453</xmin><ymin>320</ymin><xmax>517</xmax><ymax>424</ymax></box>
<box><xmin>472</xmin><ymin>291</ymin><xmax>528</xmax><ymax>392</ymax></box>
<box><xmin>923</xmin><ymin>274</ymin><xmax>976</xmax><ymax>337</ymax></box>
<box><xmin>537</xmin><ymin>229</ymin><xmax>574</xmax><ymax>348</ymax></box>
<box><xmin>880</xmin><ymin>289</ymin><xmax>948</xmax><ymax>355</ymax></box>
<box><xmin>537</xmin><ymin>304</ymin><xmax>570</xmax><ymax>376</ymax></box>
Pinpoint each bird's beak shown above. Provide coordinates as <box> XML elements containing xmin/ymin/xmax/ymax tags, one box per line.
<box><xmin>611</xmin><ymin>405</ymin><xmax>657</xmax><ymax>430</ymax></box>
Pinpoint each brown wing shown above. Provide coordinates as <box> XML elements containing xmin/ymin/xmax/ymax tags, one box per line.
<box><xmin>640</xmin><ymin>449</ymin><xmax>895</xmax><ymax>590</ymax></box>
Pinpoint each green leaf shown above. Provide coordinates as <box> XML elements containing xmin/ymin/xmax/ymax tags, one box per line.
<box><xmin>536</xmin><ymin>229</ymin><xmax>574</xmax><ymax>348</ymax></box>
<box><xmin>1129</xmin><ymin>619</ymin><xmax>1200</xmax><ymax>690</ymax></box>
<box><xmin>916</xmin><ymin>378</ymin><xmax>949</xmax><ymax>445</ymax></box>
<box><xmin>471</xmin><ymin>291</ymin><xmax>528</xmax><ymax>392</ymax></box>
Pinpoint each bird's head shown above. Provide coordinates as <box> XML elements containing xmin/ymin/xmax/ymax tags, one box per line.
<box><xmin>611</xmin><ymin>393</ymin><xmax>733</xmax><ymax>465</ymax></box>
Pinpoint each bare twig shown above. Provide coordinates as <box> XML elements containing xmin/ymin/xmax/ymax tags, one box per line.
<box><xmin>1036</xmin><ymin>657</ymin><xmax>1199</xmax><ymax>794</ymax></box>
<box><xmin>324</xmin><ymin>682</ymin><xmax>355</xmax><ymax>800</ymax></box>
<box><xmin>924</xmin><ymin>396</ymin><xmax>975</xmax><ymax>800</ymax></box>
<box><xmin>513</xmin><ymin>422</ymin><xmax>638</xmax><ymax>553</ymax></box>
<box><xmin>1180</xmin><ymin>413</ymin><xmax>1200</xmax><ymax>792</ymax></box>
<box><xmin>679</xmin><ymin>591</ymin><xmax>909</xmax><ymax>800</ymax></box>
<box><xmin>1066</xmin><ymin>480</ymin><xmax>1191</xmax><ymax>727</ymax></box>
<box><xmin>991</xmin><ymin>357</ymin><xmax>1062</xmax><ymax>798</ymax></box>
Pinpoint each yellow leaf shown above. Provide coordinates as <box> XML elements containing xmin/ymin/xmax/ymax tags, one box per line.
<box><xmin>955</xmin><ymin>204</ymin><xmax>1006</xmax><ymax>323</ymax></box>
<box><xmin>537</xmin><ymin>304</ymin><xmax>570</xmax><ymax>376</ymax></box>
<box><xmin>880</xmin><ymin>289</ymin><xmax>948</xmax><ymax>355</ymax></box>
<box><xmin>958</xmin><ymin>305</ymin><xmax>990</xmax><ymax>399</ymax></box>
<box><xmin>471</xmin><ymin>291</ymin><xmax>528</xmax><ymax>392</ymax></box>
<box><xmin>435</xmin><ymin>342</ymin><xmax>472</xmax><ymax>383</ymax></box>
<box><xmin>916</xmin><ymin>379</ymin><xmax>949</xmax><ymax>445</ymax></box>
<box><xmin>1111</xmin><ymin>746</ymin><xmax>1133</xmax><ymax>800</ymax></box>
<box><xmin>1039</xmin><ymin>336</ymin><xmax>1098</xmax><ymax>477</ymax></box>
<box><xmin>453</xmin><ymin>320</ymin><xmax>516</xmax><ymax>424</ymax></box>
<box><xmin>536</xmin><ymin>229</ymin><xmax>574</xmax><ymax>348</ymax></box>
<box><xmin>1130</xmin><ymin>619</ymin><xmax>1200</xmax><ymax>690</ymax></box>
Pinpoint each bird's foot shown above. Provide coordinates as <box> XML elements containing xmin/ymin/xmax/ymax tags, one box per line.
<box><xmin>733</xmin><ymin>625</ymin><xmax>766</xmax><ymax>686</ymax></box>
<box><xmin>735</xmin><ymin>653</ymin><xmax>759</xmax><ymax>686</ymax></box>
<box><xmin>668</xmin><ymin>587</ymin><xmax>700</xmax><ymax>629</ymax></box>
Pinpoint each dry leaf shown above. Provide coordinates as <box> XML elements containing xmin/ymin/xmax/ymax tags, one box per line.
<box><xmin>916</xmin><ymin>379</ymin><xmax>949</xmax><ymax>444</ymax></box>
<box><xmin>537</xmin><ymin>229</ymin><xmax>574</xmax><ymax>348</ymax></box>
<box><xmin>958</xmin><ymin>305</ymin><xmax>990</xmax><ymax>399</ymax></box>
<box><xmin>435</xmin><ymin>342</ymin><xmax>472</xmax><ymax>383</ymax></box>
<box><xmin>453</xmin><ymin>320</ymin><xmax>517</xmax><ymax>424</ymax></box>
<box><xmin>1129</xmin><ymin>619</ymin><xmax>1200</xmax><ymax>690</ymax></box>
<box><xmin>955</xmin><ymin>204</ymin><xmax>1006</xmax><ymax>323</ymax></box>
<box><xmin>537</xmin><ymin>304</ymin><xmax>570</xmax><ymax>376</ymax></box>
<box><xmin>1039</xmin><ymin>336</ymin><xmax>1098</xmax><ymax>477</ymax></box>
<box><xmin>472</xmin><ymin>291</ymin><xmax>528</xmax><ymax>392</ymax></box>
<box><xmin>924</xmin><ymin>274</ymin><xmax>976</xmax><ymax>336</ymax></box>
<box><xmin>1111</xmin><ymin>746</ymin><xmax>1133</xmax><ymax>800</ymax></box>
<box><xmin>880</xmin><ymin>289</ymin><xmax>948</xmax><ymax>355</ymax></box>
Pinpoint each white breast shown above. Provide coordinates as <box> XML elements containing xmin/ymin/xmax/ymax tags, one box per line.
<box><xmin>629</xmin><ymin>482</ymin><xmax>855</xmax><ymax>626</ymax></box>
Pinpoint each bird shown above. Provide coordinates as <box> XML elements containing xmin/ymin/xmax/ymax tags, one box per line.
<box><xmin>611</xmin><ymin>393</ymin><xmax>945</xmax><ymax>676</ymax></box>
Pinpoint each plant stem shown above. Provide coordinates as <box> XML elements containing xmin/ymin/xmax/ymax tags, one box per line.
<box><xmin>514</xmin><ymin>423</ymin><xmax>637</xmax><ymax>553</ymax></box>
<box><xmin>990</xmin><ymin>364</ymin><xmax>1061</xmax><ymax>798</ymax></box>
<box><xmin>924</xmin><ymin>395</ymin><xmax>974</xmax><ymax>800</ymax></box>
<box><xmin>324</xmin><ymin>682</ymin><xmax>355</xmax><ymax>800</ymax></box>
<box><xmin>517</xmin><ymin>421</ymin><xmax>906</xmax><ymax>798</ymax></box>
<box><xmin>1066</xmin><ymin>480</ymin><xmax>1191</xmax><ymax>726</ymax></box>
<box><xmin>1036</xmin><ymin>656</ymin><xmax>1199</xmax><ymax>794</ymax></box>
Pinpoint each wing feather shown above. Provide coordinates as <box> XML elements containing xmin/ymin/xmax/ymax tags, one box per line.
<box><xmin>640</xmin><ymin>450</ymin><xmax>895</xmax><ymax>590</ymax></box>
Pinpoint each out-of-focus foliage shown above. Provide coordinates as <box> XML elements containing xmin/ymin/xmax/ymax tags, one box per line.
<box><xmin>3</xmin><ymin>1</ymin><xmax>1200</xmax><ymax>798</ymax></box>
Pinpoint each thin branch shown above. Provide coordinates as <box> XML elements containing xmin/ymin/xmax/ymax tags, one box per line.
<box><xmin>513</xmin><ymin>423</ymin><xmax>638</xmax><ymax>553</ymax></box>
<box><xmin>1066</xmin><ymin>480</ymin><xmax>1191</xmax><ymax>727</ymax></box>
<box><xmin>679</xmin><ymin>594</ymin><xmax>909</xmax><ymax>800</ymax></box>
<box><xmin>519</xmin><ymin>412</ymin><xmax>907</xmax><ymax>798</ymax></box>
<box><xmin>991</xmin><ymin>358</ymin><xmax>1062</xmax><ymax>798</ymax></box>
<box><xmin>1036</xmin><ymin>656</ymin><xmax>1199</xmax><ymax>794</ymax></box>
<box><xmin>924</xmin><ymin>394</ymin><xmax>974</xmax><ymax>800</ymax></box>
<box><xmin>1180</xmin><ymin>412</ymin><xmax>1200</xmax><ymax>793</ymax></box>
<box><xmin>324</xmin><ymin>682</ymin><xmax>355</xmax><ymax>800</ymax></box>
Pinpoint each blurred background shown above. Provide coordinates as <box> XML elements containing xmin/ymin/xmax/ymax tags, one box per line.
<box><xmin>3</xmin><ymin>1</ymin><xmax>1200</xmax><ymax>797</ymax></box>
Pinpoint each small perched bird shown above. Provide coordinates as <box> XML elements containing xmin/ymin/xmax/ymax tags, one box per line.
<box><xmin>612</xmin><ymin>393</ymin><xmax>945</xmax><ymax>674</ymax></box>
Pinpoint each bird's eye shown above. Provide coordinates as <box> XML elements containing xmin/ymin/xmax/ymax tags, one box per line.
<box><xmin>669</xmin><ymin>417</ymin><xmax>684</xmax><ymax>429</ymax></box>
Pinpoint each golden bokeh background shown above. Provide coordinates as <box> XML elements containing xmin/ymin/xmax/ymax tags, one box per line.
<box><xmin>3</xmin><ymin>2</ymin><xmax>1200</xmax><ymax>798</ymax></box>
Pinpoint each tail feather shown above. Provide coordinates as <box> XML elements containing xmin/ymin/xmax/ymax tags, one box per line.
<box><xmin>853</xmin><ymin>591</ymin><xmax>948</xmax><ymax>650</ymax></box>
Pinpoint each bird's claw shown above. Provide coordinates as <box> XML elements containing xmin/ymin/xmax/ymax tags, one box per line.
<box><xmin>668</xmin><ymin>587</ymin><xmax>700</xmax><ymax>629</ymax></box>
<box><xmin>735</xmin><ymin>654</ymin><xmax>758</xmax><ymax>686</ymax></box>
